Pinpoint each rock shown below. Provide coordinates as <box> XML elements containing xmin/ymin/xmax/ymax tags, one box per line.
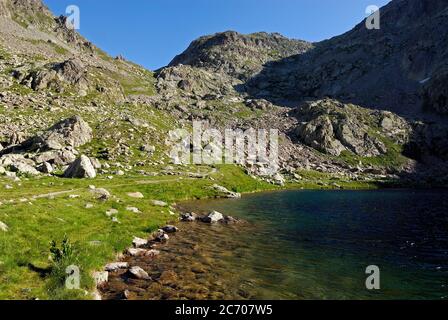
<box><xmin>162</xmin><ymin>225</ymin><xmax>178</xmax><ymax>233</ymax></box>
<box><xmin>90</xmin><ymin>188</ymin><xmax>111</xmax><ymax>200</ymax></box>
<box><xmin>126</xmin><ymin>206</ymin><xmax>141</xmax><ymax>214</ymax></box>
<box><xmin>223</xmin><ymin>216</ymin><xmax>240</xmax><ymax>224</ymax></box>
<box><xmin>0</xmin><ymin>221</ymin><xmax>8</xmax><ymax>232</ymax></box>
<box><xmin>211</xmin><ymin>184</ymin><xmax>241</xmax><ymax>198</ymax></box>
<box><xmin>85</xmin><ymin>203</ymin><xmax>94</xmax><ymax>209</ymax></box>
<box><xmin>202</xmin><ymin>211</ymin><xmax>224</xmax><ymax>223</ymax></box>
<box><xmin>154</xmin><ymin>229</ymin><xmax>170</xmax><ymax>242</ymax></box>
<box><xmin>9</xmin><ymin>161</ymin><xmax>40</xmax><ymax>176</ymax></box>
<box><xmin>0</xmin><ymin>154</ymin><xmax>39</xmax><ymax>176</ymax></box>
<box><xmin>126</xmin><ymin>248</ymin><xmax>160</xmax><ymax>257</ymax></box>
<box><xmin>105</xmin><ymin>209</ymin><xmax>118</xmax><ymax>217</ymax></box>
<box><xmin>111</xmin><ymin>217</ymin><xmax>120</xmax><ymax>223</ymax></box>
<box><xmin>140</xmin><ymin>145</ymin><xmax>155</xmax><ymax>153</ymax></box>
<box><xmin>105</xmin><ymin>262</ymin><xmax>128</xmax><ymax>272</ymax></box>
<box><xmin>151</xmin><ymin>200</ymin><xmax>168</xmax><ymax>207</ymax></box>
<box><xmin>128</xmin><ymin>266</ymin><xmax>151</xmax><ymax>280</ymax></box>
<box><xmin>89</xmin><ymin>157</ymin><xmax>102</xmax><ymax>169</ymax></box>
<box><xmin>272</xmin><ymin>173</ymin><xmax>285</xmax><ymax>186</ymax></box>
<box><xmin>181</xmin><ymin>212</ymin><xmax>197</xmax><ymax>222</ymax></box>
<box><xmin>127</xmin><ymin>192</ymin><xmax>144</xmax><ymax>199</ymax></box>
<box><xmin>64</xmin><ymin>155</ymin><xmax>96</xmax><ymax>178</ymax></box>
<box><xmin>20</xmin><ymin>116</ymin><xmax>92</xmax><ymax>152</ymax></box>
<box><xmin>293</xmin><ymin>100</ymin><xmax>392</xmax><ymax>157</ymax></box>
<box><xmin>37</xmin><ymin>162</ymin><xmax>53</xmax><ymax>174</ymax></box>
<box><xmin>132</xmin><ymin>237</ymin><xmax>148</xmax><ymax>248</ymax></box>
<box><xmin>93</xmin><ymin>271</ymin><xmax>108</xmax><ymax>286</ymax></box>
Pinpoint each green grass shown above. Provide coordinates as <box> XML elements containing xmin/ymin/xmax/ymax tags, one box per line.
<box><xmin>0</xmin><ymin>165</ymin><xmax>275</xmax><ymax>300</ymax></box>
<box><xmin>288</xmin><ymin>169</ymin><xmax>387</xmax><ymax>190</ymax></box>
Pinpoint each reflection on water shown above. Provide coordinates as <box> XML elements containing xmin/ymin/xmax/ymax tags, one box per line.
<box><xmin>102</xmin><ymin>189</ymin><xmax>448</xmax><ymax>300</ymax></box>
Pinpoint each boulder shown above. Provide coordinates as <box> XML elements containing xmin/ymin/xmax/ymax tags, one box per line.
<box><xmin>105</xmin><ymin>262</ymin><xmax>128</xmax><ymax>272</ymax></box>
<box><xmin>64</xmin><ymin>155</ymin><xmax>96</xmax><ymax>178</ymax></box>
<box><xmin>202</xmin><ymin>211</ymin><xmax>224</xmax><ymax>223</ymax></box>
<box><xmin>181</xmin><ymin>212</ymin><xmax>197</xmax><ymax>222</ymax></box>
<box><xmin>162</xmin><ymin>225</ymin><xmax>178</xmax><ymax>233</ymax></box>
<box><xmin>128</xmin><ymin>266</ymin><xmax>151</xmax><ymax>280</ymax></box>
<box><xmin>151</xmin><ymin>200</ymin><xmax>168</xmax><ymax>207</ymax></box>
<box><xmin>154</xmin><ymin>229</ymin><xmax>169</xmax><ymax>242</ymax></box>
<box><xmin>127</xmin><ymin>192</ymin><xmax>144</xmax><ymax>199</ymax></box>
<box><xmin>9</xmin><ymin>161</ymin><xmax>40</xmax><ymax>176</ymax></box>
<box><xmin>37</xmin><ymin>162</ymin><xmax>53</xmax><ymax>174</ymax></box>
<box><xmin>90</xmin><ymin>188</ymin><xmax>111</xmax><ymax>200</ymax></box>
<box><xmin>126</xmin><ymin>248</ymin><xmax>160</xmax><ymax>257</ymax></box>
<box><xmin>21</xmin><ymin>116</ymin><xmax>92</xmax><ymax>152</ymax></box>
<box><xmin>211</xmin><ymin>184</ymin><xmax>241</xmax><ymax>198</ymax></box>
<box><xmin>132</xmin><ymin>237</ymin><xmax>148</xmax><ymax>248</ymax></box>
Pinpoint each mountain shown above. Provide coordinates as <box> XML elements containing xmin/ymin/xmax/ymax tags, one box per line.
<box><xmin>169</xmin><ymin>31</ymin><xmax>312</xmax><ymax>80</ymax></box>
<box><xmin>247</xmin><ymin>0</ymin><xmax>448</xmax><ymax>118</ymax></box>
<box><xmin>0</xmin><ymin>0</ymin><xmax>448</xmax><ymax>187</ymax></box>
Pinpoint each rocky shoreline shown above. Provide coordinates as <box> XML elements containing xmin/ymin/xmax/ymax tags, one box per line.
<box><xmin>95</xmin><ymin>209</ymin><xmax>245</xmax><ymax>300</ymax></box>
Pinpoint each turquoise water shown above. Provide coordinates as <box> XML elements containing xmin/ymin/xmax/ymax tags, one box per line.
<box><xmin>184</xmin><ymin>189</ymin><xmax>448</xmax><ymax>300</ymax></box>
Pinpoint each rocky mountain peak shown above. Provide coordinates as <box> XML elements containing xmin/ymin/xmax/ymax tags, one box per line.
<box><xmin>169</xmin><ymin>31</ymin><xmax>313</xmax><ymax>80</ymax></box>
<box><xmin>247</xmin><ymin>0</ymin><xmax>448</xmax><ymax>118</ymax></box>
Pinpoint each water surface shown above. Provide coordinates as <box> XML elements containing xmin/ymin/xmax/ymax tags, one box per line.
<box><xmin>102</xmin><ymin>189</ymin><xmax>448</xmax><ymax>300</ymax></box>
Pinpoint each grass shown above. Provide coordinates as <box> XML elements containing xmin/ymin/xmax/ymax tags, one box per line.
<box><xmin>0</xmin><ymin>160</ymin><xmax>395</xmax><ymax>300</ymax></box>
<box><xmin>0</xmin><ymin>165</ymin><xmax>275</xmax><ymax>300</ymax></box>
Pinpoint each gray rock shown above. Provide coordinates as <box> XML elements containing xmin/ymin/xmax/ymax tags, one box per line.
<box><xmin>181</xmin><ymin>212</ymin><xmax>197</xmax><ymax>222</ymax></box>
<box><xmin>151</xmin><ymin>200</ymin><xmax>168</xmax><ymax>207</ymax></box>
<box><xmin>20</xmin><ymin>116</ymin><xmax>92</xmax><ymax>152</ymax></box>
<box><xmin>64</xmin><ymin>155</ymin><xmax>96</xmax><ymax>178</ymax></box>
<box><xmin>211</xmin><ymin>184</ymin><xmax>241</xmax><ymax>198</ymax></box>
<box><xmin>37</xmin><ymin>162</ymin><xmax>53</xmax><ymax>174</ymax></box>
<box><xmin>127</xmin><ymin>192</ymin><xmax>144</xmax><ymax>199</ymax></box>
<box><xmin>132</xmin><ymin>237</ymin><xmax>148</xmax><ymax>248</ymax></box>
<box><xmin>202</xmin><ymin>211</ymin><xmax>224</xmax><ymax>223</ymax></box>
<box><xmin>105</xmin><ymin>262</ymin><xmax>128</xmax><ymax>272</ymax></box>
<box><xmin>128</xmin><ymin>266</ymin><xmax>151</xmax><ymax>280</ymax></box>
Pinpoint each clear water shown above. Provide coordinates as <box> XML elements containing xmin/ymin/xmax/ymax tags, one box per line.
<box><xmin>180</xmin><ymin>189</ymin><xmax>448</xmax><ymax>300</ymax></box>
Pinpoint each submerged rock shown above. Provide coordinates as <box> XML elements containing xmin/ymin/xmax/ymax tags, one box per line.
<box><xmin>128</xmin><ymin>266</ymin><xmax>151</xmax><ymax>280</ymax></box>
<box><xmin>181</xmin><ymin>212</ymin><xmax>197</xmax><ymax>222</ymax></box>
<box><xmin>162</xmin><ymin>225</ymin><xmax>178</xmax><ymax>233</ymax></box>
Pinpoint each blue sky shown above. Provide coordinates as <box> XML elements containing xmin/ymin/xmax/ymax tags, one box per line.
<box><xmin>44</xmin><ymin>0</ymin><xmax>390</xmax><ymax>70</ymax></box>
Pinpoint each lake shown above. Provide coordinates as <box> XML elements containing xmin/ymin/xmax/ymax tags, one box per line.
<box><xmin>102</xmin><ymin>189</ymin><xmax>448</xmax><ymax>300</ymax></box>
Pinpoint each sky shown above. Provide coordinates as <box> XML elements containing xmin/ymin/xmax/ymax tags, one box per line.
<box><xmin>44</xmin><ymin>0</ymin><xmax>391</xmax><ymax>70</ymax></box>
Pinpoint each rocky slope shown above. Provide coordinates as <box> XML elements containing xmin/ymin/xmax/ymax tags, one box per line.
<box><xmin>0</xmin><ymin>0</ymin><xmax>448</xmax><ymax>186</ymax></box>
<box><xmin>247</xmin><ymin>0</ymin><xmax>448</xmax><ymax>118</ymax></box>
